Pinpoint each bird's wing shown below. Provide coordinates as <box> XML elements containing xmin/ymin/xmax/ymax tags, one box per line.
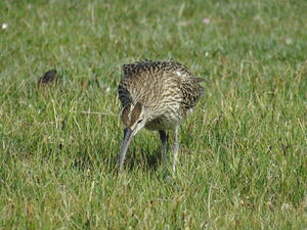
<box><xmin>118</xmin><ymin>83</ymin><xmax>132</xmax><ymax>108</ymax></box>
<box><xmin>122</xmin><ymin>60</ymin><xmax>192</xmax><ymax>79</ymax></box>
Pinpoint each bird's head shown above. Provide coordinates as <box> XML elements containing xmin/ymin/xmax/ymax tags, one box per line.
<box><xmin>118</xmin><ymin>102</ymin><xmax>148</xmax><ymax>168</ymax></box>
<box><xmin>121</xmin><ymin>102</ymin><xmax>148</xmax><ymax>137</ymax></box>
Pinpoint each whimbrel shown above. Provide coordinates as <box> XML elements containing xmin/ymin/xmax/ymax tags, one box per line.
<box><xmin>117</xmin><ymin>60</ymin><xmax>204</xmax><ymax>171</ymax></box>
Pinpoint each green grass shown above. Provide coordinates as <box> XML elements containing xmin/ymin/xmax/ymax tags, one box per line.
<box><xmin>0</xmin><ymin>0</ymin><xmax>306</xmax><ymax>229</ymax></box>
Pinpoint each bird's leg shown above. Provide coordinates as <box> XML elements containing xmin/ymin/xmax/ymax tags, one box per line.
<box><xmin>159</xmin><ymin>130</ymin><xmax>168</xmax><ymax>163</ymax></box>
<box><xmin>172</xmin><ymin>125</ymin><xmax>180</xmax><ymax>172</ymax></box>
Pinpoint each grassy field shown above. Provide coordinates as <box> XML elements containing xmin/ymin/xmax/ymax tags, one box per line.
<box><xmin>0</xmin><ymin>0</ymin><xmax>306</xmax><ymax>229</ymax></box>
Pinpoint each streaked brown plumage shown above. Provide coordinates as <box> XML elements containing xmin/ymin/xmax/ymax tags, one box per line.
<box><xmin>117</xmin><ymin>60</ymin><xmax>204</xmax><ymax>171</ymax></box>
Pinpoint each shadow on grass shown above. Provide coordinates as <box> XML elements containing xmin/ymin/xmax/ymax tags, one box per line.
<box><xmin>71</xmin><ymin>147</ymin><xmax>163</xmax><ymax>173</ymax></box>
<box><xmin>124</xmin><ymin>148</ymin><xmax>163</xmax><ymax>171</ymax></box>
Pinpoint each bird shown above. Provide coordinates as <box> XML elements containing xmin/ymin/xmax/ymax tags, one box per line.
<box><xmin>117</xmin><ymin>60</ymin><xmax>204</xmax><ymax>171</ymax></box>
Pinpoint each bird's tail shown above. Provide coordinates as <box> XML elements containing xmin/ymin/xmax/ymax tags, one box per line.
<box><xmin>190</xmin><ymin>77</ymin><xmax>205</xmax><ymax>97</ymax></box>
<box><xmin>180</xmin><ymin>77</ymin><xmax>205</xmax><ymax>110</ymax></box>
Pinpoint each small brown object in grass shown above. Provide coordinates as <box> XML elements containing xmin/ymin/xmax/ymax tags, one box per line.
<box><xmin>37</xmin><ymin>69</ymin><xmax>58</xmax><ymax>87</ymax></box>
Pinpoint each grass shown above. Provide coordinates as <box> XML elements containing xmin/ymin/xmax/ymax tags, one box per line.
<box><xmin>0</xmin><ymin>0</ymin><xmax>306</xmax><ymax>229</ymax></box>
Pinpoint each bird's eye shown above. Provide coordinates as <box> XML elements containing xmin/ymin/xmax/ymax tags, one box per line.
<box><xmin>137</xmin><ymin>119</ymin><xmax>143</xmax><ymax>124</ymax></box>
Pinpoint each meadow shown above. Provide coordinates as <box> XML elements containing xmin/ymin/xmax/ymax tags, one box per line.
<box><xmin>0</xmin><ymin>0</ymin><xmax>306</xmax><ymax>229</ymax></box>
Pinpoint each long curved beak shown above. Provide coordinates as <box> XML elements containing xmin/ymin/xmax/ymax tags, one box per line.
<box><xmin>117</xmin><ymin>128</ymin><xmax>133</xmax><ymax>170</ymax></box>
